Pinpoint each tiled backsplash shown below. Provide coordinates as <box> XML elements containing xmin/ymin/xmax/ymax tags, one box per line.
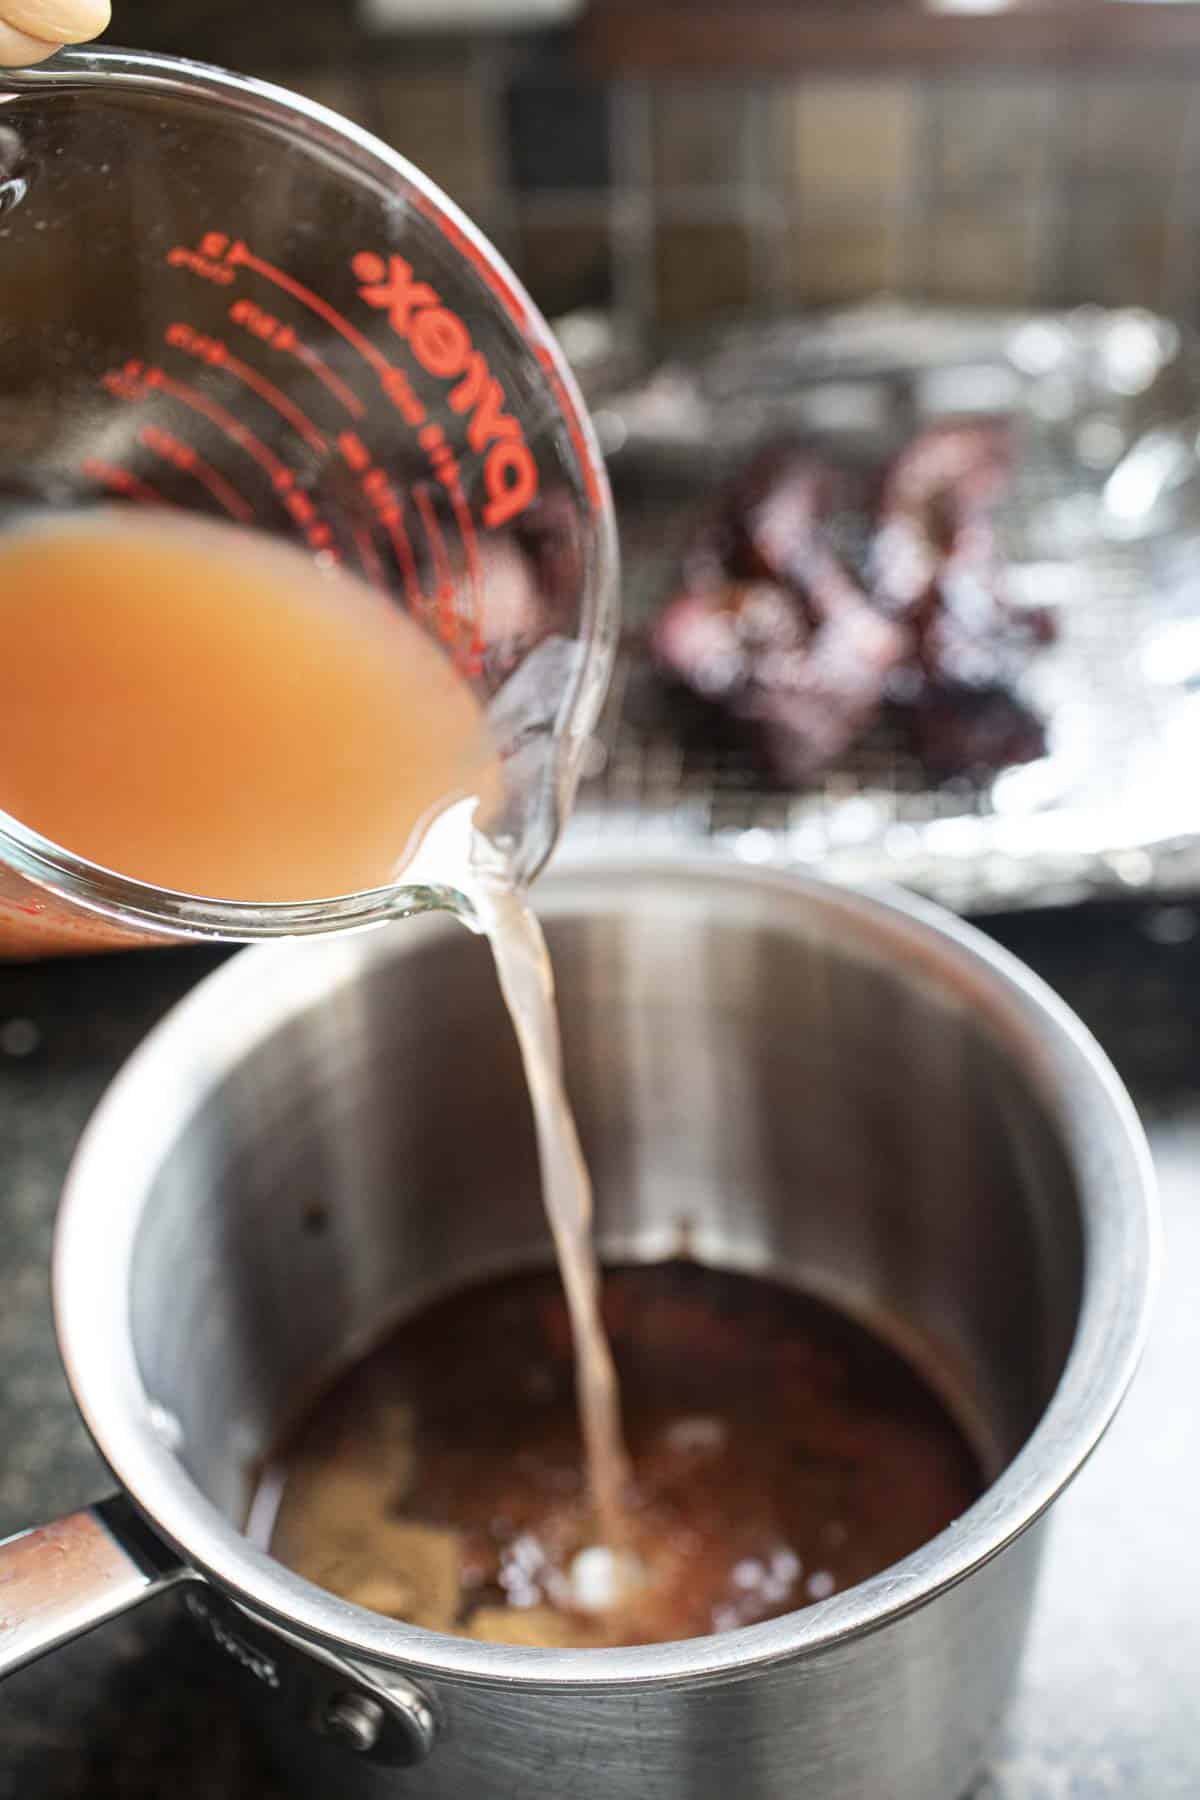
<box><xmin>115</xmin><ymin>2</ymin><xmax>1200</xmax><ymax>331</ymax></box>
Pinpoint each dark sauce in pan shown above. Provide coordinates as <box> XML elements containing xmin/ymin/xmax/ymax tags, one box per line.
<box><xmin>256</xmin><ymin>1262</ymin><xmax>983</xmax><ymax>1648</ymax></box>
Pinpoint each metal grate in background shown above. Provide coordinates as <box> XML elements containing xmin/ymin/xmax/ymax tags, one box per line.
<box><xmin>568</xmin><ymin>348</ymin><xmax>1200</xmax><ymax>913</ymax></box>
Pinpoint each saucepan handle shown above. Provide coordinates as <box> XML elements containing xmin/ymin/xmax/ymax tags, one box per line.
<box><xmin>0</xmin><ymin>1502</ymin><xmax>438</xmax><ymax>1767</ymax></box>
<box><xmin>0</xmin><ymin>1492</ymin><xmax>184</xmax><ymax>1680</ymax></box>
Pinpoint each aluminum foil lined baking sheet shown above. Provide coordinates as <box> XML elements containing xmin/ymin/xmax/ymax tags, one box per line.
<box><xmin>563</xmin><ymin>303</ymin><xmax>1200</xmax><ymax>914</ymax></box>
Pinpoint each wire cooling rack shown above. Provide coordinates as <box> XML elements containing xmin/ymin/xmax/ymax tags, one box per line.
<box><xmin>566</xmin><ymin>309</ymin><xmax>1200</xmax><ymax>914</ymax></box>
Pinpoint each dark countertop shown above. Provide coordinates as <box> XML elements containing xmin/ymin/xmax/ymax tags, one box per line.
<box><xmin>0</xmin><ymin>901</ymin><xmax>1197</xmax><ymax>1798</ymax></box>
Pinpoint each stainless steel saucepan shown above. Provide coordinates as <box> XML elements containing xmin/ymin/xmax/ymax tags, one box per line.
<box><xmin>0</xmin><ymin>858</ymin><xmax>1157</xmax><ymax>1798</ymax></box>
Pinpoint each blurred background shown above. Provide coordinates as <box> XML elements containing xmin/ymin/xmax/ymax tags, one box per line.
<box><xmin>10</xmin><ymin>0</ymin><xmax>1198</xmax><ymax>918</ymax></box>
<box><xmin>105</xmin><ymin>0</ymin><xmax>1200</xmax><ymax>329</ymax></box>
<box><xmin>96</xmin><ymin>0</ymin><xmax>1200</xmax><ymax>915</ymax></box>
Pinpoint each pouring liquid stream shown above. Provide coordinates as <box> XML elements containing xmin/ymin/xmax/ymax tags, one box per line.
<box><xmin>469</xmin><ymin>863</ymin><xmax>634</xmax><ymax>1565</ymax></box>
<box><xmin>0</xmin><ymin>503</ymin><xmax>635</xmax><ymax>1579</ymax></box>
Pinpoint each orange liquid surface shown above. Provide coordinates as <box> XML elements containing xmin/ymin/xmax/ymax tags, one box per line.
<box><xmin>0</xmin><ymin>509</ymin><xmax>494</xmax><ymax>901</ymax></box>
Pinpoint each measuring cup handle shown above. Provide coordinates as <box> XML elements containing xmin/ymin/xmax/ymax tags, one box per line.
<box><xmin>0</xmin><ymin>1493</ymin><xmax>184</xmax><ymax>1680</ymax></box>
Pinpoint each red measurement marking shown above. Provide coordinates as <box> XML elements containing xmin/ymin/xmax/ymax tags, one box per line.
<box><xmin>352</xmin><ymin>250</ymin><xmax>536</xmax><ymax>525</ymax></box>
<box><xmin>359</xmin><ymin>466</ymin><xmax>416</xmax><ymax>592</ymax></box>
<box><xmin>381</xmin><ymin>512</ymin><xmax>426</xmax><ymax>618</ymax></box>
<box><xmin>461</xmin><ymin>370</ymin><xmax>518</xmax><ymax>457</ymax></box>
<box><xmin>228</xmin><ymin>244</ymin><xmax>429</xmax><ymax>433</ymax></box>
<box><xmin>338</xmin><ymin>431</ymin><xmax>372</xmax><ymax>473</ymax></box>
<box><xmin>293</xmin><ymin>345</ymin><xmax>362</xmax><ymax>419</ymax></box>
<box><xmin>133</xmin><ymin>366</ymin><xmax>334</xmax><ymax>557</ymax></box>
<box><xmin>355</xmin><ymin>463</ymin><xmax>436</xmax><ymax>624</ymax></box>
<box><xmin>445</xmin><ymin>482</ymin><xmax>484</xmax><ymax>668</ymax></box>
<box><xmin>173</xmin><ymin>235</ymin><xmax>537</xmax><ymax>529</ymax></box>
<box><xmin>446</xmin><ymin>351</ymin><xmax>486</xmax><ymax>417</ymax></box>
<box><xmin>166</xmin><ymin>244</ymin><xmax>235</xmax><ymax>286</ymax></box>
<box><xmin>224</xmin><ymin>244</ymin><xmax>440</xmax><ymax>437</ymax></box>
<box><xmin>228</xmin><ymin>299</ymin><xmax>365</xmax><ymax>421</ymax></box>
<box><xmin>80</xmin><ymin>459</ymin><xmax>165</xmax><ymax>506</ymax></box>
<box><xmin>353</xmin><ymin>256</ymin><xmax>498</xmax><ymax>430</ymax></box>
<box><xmin>212</xmin><ymin>347</ymin><xmax>327</xmax><ymax>455</ymax></box>
<box><xmin>140</xmin><ymin>423</ymin><xmax>255</xmax><ymax>524</ymax></box>
<box><xmin>480</xmin><ymin>441</ymin><xmax>538</xmax><ymax>530</ymax></box>
<box><xmin>102</xmin><ymin>366</ymin><xmax>149</xmax><ymax>403</ymax></box>
<box><xmin>227</xmin><ymin>242</ymin><xmax>393</xmax><ymax>381</ymax></box>
<box><xmin>164</xmin><ymin>324</ymin><xmax>328</xmax><ymax>457</ymax></box>
<box><xmin>379</xmin><ymin>366</ymin><xmax>425</xmax><ymax>427</ymax></box>
<box><xmin>340</xmin><ymin>428</ymin><xmax>479</xmax><ymax>667</ymax></box>
<box><xmin>412</xmin><ymin>201</ymin><xmax>529</xmax><ymax>333</ymax></box>
<box><xmin>412</xmin><ymin>484</ymin><xmax>455</xmax><ymax>644</ymax></box>
<box><xmin>144</xmin><ymin>366</ymin><xmax>292</xmax><ymax>489</ymax></box>
<box><xmin>351</xmin><ymin>520</ymin><xmax>387</xmax><ymax>591</ymax></box>
<box><xmin>420</xmin><ymin>433</ymin><xmax>483</xmax><ymax>668</ymax></box>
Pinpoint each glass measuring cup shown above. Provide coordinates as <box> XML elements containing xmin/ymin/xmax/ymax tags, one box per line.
<box><xmin>0</xmin><ymin>47</ymin><xmax>617</xmax><ymax>953</ymax></box>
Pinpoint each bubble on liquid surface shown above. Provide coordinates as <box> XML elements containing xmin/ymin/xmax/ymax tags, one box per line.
<box><xmin>569</xmin><ymin>1546</ymin><xmax>643</xmax><ymax>1614</ymax></box>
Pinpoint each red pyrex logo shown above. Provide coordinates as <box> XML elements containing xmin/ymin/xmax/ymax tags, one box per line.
<box><xmin>351</xmin><ymin>252</ymin><xmax>538</xmax><ymax>531</ymax></box>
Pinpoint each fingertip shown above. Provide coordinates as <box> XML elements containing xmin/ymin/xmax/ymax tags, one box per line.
<box><xmin>61</xmin><ymin>0</ymin><xmax>110</xmax><ymax>43</ymax></box>
<box><xmin>0</xmin><ymin>19</ymin><xmax>58</xmax><ymax>63</ymax></box>
<box><xmin>0</xmin><ymin>0</ymin><xmax>110</xmax><ymax>48</ymax></box>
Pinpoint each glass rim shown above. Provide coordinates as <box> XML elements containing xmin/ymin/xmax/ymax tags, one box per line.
<box><xmin>0</xmin><ymin>45</ymin><xmax>619</xmax><ymax>936</ymax></box>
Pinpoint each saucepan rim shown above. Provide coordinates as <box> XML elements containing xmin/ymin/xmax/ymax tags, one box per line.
<box><xmin>54</xmin><ymin>856</ymin><xmax>1159</xmax><ymax>1689</ymax></box>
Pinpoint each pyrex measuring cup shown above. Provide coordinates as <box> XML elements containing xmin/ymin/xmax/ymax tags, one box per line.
<box><xmin>0</xmin><ymin>47</ymin><xmax>617</xmax><ymax>952</ymax></box>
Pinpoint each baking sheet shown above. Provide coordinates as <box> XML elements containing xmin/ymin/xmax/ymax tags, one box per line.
<box><xmin>566</xmin><ymin>304</ymin><xmax>1200</xmax><ymax>913</ymax></box>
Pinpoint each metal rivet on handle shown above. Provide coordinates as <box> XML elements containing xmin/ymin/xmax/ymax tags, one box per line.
<box><xmin>323</xmin><ymin>1692</ymin><xmax>385</xmax><ymax>1754</ymax></box>
<box><xmin>322</xmin><ymin>1677</ymin><xmax>438</xmax><ymax>1767</ymax></box>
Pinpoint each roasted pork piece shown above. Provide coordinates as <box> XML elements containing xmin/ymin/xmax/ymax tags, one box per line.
<box><xmin>652</xmin><ymin>424</ymin><xmax>1053</xmax><ymax>784</ymax></box>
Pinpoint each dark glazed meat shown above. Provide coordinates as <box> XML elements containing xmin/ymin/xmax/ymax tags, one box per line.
<box><xmin>692</xmin><ymin>445</ymin><xmax>853</xmax><ymax>589</ymax></box>
<box><xmin>872</xmin><ymin>421</ymin><xmax>1012</xmax><ymax>621</ymax></box>
<box><xmin>653</xmin><ymin>558</ymin><xmax>908</xmax><ymax>781</ymax></box>
<box><xmin>752</xmin><ymin>555</ymin><xmax>909</xmax><ymax>780</ymax></box>
<box><xmin>898</xmin><ymin>680</ymin><xmax>1046</xmax><ymax>777</ymax></box>
<box><xmin>652</xmin><ymin>424</ymin><xmax>1053</xmax><ymax>785</ymax></box>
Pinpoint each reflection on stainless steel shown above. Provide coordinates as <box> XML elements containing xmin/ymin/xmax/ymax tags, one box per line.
<box><xmin>38</xmin><ymin>859</ymin><xmax>1154</xmax><ymax>1798</ymax></box>
<box><xmin>570</xmin><ymin>531</ymin><xmax>1200</xmax><ymax>913</ymax></box>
